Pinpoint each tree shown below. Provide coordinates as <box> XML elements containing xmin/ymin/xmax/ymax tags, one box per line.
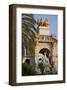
<box><xmin>22</xmin><ymin>14</ymin><xmax>36</xmax><ymax>57</ymax></box>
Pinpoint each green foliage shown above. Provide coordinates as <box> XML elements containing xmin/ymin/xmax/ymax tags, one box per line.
<box><xmin>22</xmin><ymin>63</ymin><xmax>37</xmax><ymax>76</ymax></box>
<box><xmin>22</xmin><ymin>14</ymin><xmax>36</xmax><ymax>56</ymax></box>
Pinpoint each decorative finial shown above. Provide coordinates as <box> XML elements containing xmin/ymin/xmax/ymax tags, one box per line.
<box><xmin>37</xmin><ymin>18</ymin><xmax>49</xmax><ymax>27</ymax></box>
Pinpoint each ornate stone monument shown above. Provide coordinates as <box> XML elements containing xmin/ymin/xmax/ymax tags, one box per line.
<box><xmin>35</xmin><ymin>18</ymin><xmax>58</xmax><ymax>74</ymax></box>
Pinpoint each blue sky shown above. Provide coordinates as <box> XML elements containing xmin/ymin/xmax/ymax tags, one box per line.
<box><xmin>33</xmin><ymin>14</ymin><xmax>58</xmax><ymax>36</ymax></box>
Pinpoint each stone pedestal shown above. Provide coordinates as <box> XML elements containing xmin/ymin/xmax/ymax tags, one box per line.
<box><xmin>39</xmin><ymin>26</ymin><xmax>50</xmax><ymax>36</ymax></box>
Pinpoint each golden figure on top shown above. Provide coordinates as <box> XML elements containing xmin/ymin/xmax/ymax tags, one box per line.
<box><xmin>37</xmin><ymin>18</ymin><xmax>49</xmax><ymax>27</ymax></box>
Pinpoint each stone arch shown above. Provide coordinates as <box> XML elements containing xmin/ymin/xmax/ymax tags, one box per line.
<box><xmin>39</xmin><ymin>48</ymin><xmax>50</xmax><ymax>57</ymax></box>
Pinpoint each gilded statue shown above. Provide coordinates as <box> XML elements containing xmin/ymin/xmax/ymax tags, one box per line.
<box><xmin>37</xmin><ymin>18</ymin><xmax>49</xmax><ymax>27</ymax></box>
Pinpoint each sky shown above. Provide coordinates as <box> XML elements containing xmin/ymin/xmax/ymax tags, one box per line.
<box><xmin>33</xmin><ymin>14</ymin><xmax>58</xmax><ymax>37</ymax></box>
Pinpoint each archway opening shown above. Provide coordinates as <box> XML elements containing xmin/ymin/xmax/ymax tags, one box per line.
<box><xmin>39</xmin><ymin>48</ymin><xmax>50</xmax><ymax>57</ymax></box>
